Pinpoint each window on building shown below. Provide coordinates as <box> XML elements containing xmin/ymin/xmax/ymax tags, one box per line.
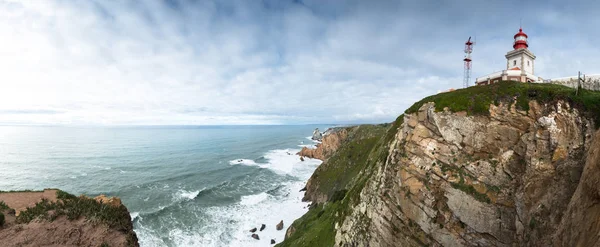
<box><xmin>527</xmin><ymin>61</ymin><xmax>530</xmax><ymax>66</ymax></box>
<box><xmin>513</xmin><ymin>60</ymin><xmax>517</xmax><ymax>66</ymax></box>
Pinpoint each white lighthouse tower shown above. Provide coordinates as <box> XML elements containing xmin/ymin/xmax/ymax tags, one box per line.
<box><xmin>475</xmin><ymin>27</ymin><xmax>543</xmax><ymax>85</ymax></box>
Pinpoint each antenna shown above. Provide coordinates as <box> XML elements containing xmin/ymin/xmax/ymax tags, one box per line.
<box><xmin>463</xmin><ymin>36</ymin><xmax>475</xmax><ymax>88</ymax></box>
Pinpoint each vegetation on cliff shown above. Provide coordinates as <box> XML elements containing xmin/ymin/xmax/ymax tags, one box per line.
<box><xmin>0</xmin><ymin>189</ymin><xmax>138</xmax><ymax>247</ymax></box>
<box><xmin>406</xmin><ymin>81</ymin><xmax>600</xmax><ymax>126</ymax></box>
<box><xmin>14</xmin><ymin>190</ymin><xmax>138</xmax><ymax>245</ymax></box>
<box><xmin>279</xmin><ymin>118</ymin><xmax>403</xmax><ymax>246</ymax></box>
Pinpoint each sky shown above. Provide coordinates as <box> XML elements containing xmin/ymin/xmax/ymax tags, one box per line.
<box><xmin>1</xmin><ymin>0</ymin><xmax>599</xmax><ymax>125</ymax></box>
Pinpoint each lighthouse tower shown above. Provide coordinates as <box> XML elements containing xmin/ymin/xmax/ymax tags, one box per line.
<box><xmin>475</xmin><ymin>27</ymin><xmax>542</xmax><ymax>85</ymax></box>
<box><xmin>505</xmin><ymin>28</ymin><xmax>536</xmax><ymax>82</ymax></box>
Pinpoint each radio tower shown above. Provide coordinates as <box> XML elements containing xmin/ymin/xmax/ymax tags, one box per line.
<box><xmin>463</xmin><ymin>37</ymin><xmax>474</xmax><ymax>88</ymax></box>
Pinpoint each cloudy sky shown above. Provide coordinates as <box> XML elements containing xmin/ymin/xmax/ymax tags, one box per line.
<box><xmin>1</xmin><ymin>0</ymin><xmax>599</xmax><ymax>125</ymax></box>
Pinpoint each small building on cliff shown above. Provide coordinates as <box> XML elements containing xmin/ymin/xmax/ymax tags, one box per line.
<box><xmin>476</xmin><ymin>28</ymin><xmax>544</xmax><ymax>85</ymax></box>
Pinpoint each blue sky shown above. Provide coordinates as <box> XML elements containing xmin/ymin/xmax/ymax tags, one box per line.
<box><xmin>0</xmin><ymin>0</ymin><xmax>599</xmax><ymax>125</ymax></box>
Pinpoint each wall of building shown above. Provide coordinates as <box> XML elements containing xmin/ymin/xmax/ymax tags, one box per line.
<box><xmin>506</xmin><ymin>53</ymin><xmax>534</xmax><ymax>75</ymax></box>
<box><xmin>548</xmin><ymin>74</ymin><xmax>600</xmax><ymax>91</ymax></box>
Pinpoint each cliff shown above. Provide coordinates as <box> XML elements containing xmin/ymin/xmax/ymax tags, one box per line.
<box><xmin>0</xmin><ymin>189</ymin><xmax>139</xmax><ymax>247</ymax></box>
<box><xmin>279</xmin><ymin>82</ymin><xmax>600</xmax><ymax>247</ymax></box>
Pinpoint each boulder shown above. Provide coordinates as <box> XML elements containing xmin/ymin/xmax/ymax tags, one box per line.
<box><xmin>311</xmin><ymin>128</ymin><xmax>323</xmax><ymax>141</ymax></box>
<box><xmin>260</xmin><ymin>224</ymin><xmax>266</xmax><ymax>231</ymax></box>
<box><xmin>93</xmin><ymin>195</ymin><xmax>122</xmax><ymax>207</ymax></box>
<box><xmin>251</xmin><ymin>234</ymin><xmax>259</xmax><ymax>240</ymax></box>
<box><xmin>271</xmin><ymin>239</ymin><xmax>276</xmax><ymax>244</ymax></box>
<box><xmin>249</xmin><ymin>227</ymin><xmax>257</xmax><ymax>233</ymax></box>
<box><xmin>300</xmin><ymin>156</ymin><xmax>305</xmax><ymax>161</ymax></box>
<box><xmin>276</xmin><ymin>220</ymin><xmax>284</xmax><ymax>230</ymax></box>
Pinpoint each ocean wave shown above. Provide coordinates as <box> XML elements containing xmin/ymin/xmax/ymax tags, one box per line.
<box><xmin>239</xmin><ymin>192</ymin><xmax>269</xmax><ymax>206</ymax></box>
<box><xmin>229</xmin><ymin>159</ymin><xmax>258</xmax><ymax>166</ymax></box>
<box><xmin>176</xmin><ymin>189</ymin><xmax>203</xmax><ymax>201</ymax></box>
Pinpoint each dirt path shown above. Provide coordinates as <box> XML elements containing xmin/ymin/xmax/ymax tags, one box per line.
<box><xmin>0</xmin><ymin>189</ymin><xmax>58</xmax><ymax>214</ymax></box>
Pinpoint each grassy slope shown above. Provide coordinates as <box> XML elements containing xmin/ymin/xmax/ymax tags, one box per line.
<box><xmin>278</xmin><ymin>117</ymin><xmax>403</xmax><ymax>246</ymax></box>
<box><xmin>279</xmin><ymin>82</ymin><xmax>600</xmax><ymax>246</ymax></box>
<box><xmin>406</xmin><ymin>81</ymin><xmax>600</xmax><ymax>126</ymax></box>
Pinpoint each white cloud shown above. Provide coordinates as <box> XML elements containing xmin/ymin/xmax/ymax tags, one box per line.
<box><xmin>0</xmin><ymin>0</ymin><xmax>599</xmax><ymax>125</ymax></box>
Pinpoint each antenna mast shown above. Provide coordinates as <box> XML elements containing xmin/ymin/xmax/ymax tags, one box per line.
<box><xmin>463</xmin><ymin>36</ymin><xmax>475</xmax><ymax>88</ymax></box>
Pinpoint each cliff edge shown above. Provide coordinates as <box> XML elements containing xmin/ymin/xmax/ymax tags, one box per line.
<box><xmin>0</xmin><ymin>189</ymin><xmax>139</xmax><ymax>247</ymax></box>
<box><xmin>279</xmin><ymin>81</ymin><xmax>600</xmax><ymax>247</ymax></box>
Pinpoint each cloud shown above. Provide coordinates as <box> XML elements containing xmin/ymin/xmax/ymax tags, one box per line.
<box><xmin>0</xmin><ymin>0</ymin><xmax>598</xmax><ymax>125</ymax></box>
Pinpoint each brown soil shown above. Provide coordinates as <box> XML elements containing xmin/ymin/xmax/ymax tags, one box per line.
<box><xmin>0</xmin><ymin>189</ymin><xmax>137</xmax><ymax>247</ymax></box>
<box><xmin>0</xmin><ymin>189</ymin><xmax>58</xmax><ymax>215</ymax></box>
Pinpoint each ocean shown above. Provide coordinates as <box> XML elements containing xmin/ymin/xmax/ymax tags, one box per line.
<box><xmin>0</xmin><ymin>125</ymin><xmax>330</xmax><ymax>246</ymax></box>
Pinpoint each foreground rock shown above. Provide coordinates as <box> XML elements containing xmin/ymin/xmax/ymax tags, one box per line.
<box><xmin>0</xmin><ymin>189</ymin><xmax>139</xmax><ymax>247</ymax></box>
<box><xmin>260</xmin><ymin>224</ymin><xmax>266</xmax><ymax>231</ymax></box>
<box><xmin>276</xmin><ymin>220</ymin><xmax>284</xmax><ymax>230</ymax></box>
<box><xmin>251</xmin><ymin>233</ymin><xmax>260</xmax><ymax>240</ymax></box>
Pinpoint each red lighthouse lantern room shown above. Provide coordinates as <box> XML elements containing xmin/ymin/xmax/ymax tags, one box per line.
<box><xmin>513</xmin><ymin>28</ymin><xmax>528</xmax><ymax>50</ymax></box>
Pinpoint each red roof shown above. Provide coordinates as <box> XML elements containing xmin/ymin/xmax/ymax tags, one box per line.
<box><xmin>514</xmin><ymin>28</ymin><xmax>528</xmax><ymax>39</ymax></box>
<box><xmin>509</xmin><ymin>67</ymin><xmax>521</xmax><ymax>70</ymax></box>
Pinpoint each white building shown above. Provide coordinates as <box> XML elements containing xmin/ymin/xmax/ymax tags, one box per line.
<box><xmin>476</xmin><ymin>28</ymin><xmax>543</xmax><ymax>85</ymax></box>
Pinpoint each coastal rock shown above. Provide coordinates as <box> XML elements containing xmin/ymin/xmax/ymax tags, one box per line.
<box><xmin>260</xmin><ymin>224</ymin><xmax>266</xmax><ymax>231</ymax></box>
<box><xmin>300</xmin><ymin>156</ymin><xmax>305</xmax><ymax>161</ymax></box>
<box><xmin>93</xmin><ymin>194</ymin><xmax>123</xmax><ymax>207</ymax></box>
<box><xmin>271</xmin><ymin>239</ymin><xmax>276</xmax><ymax>244</ymax></box>
<box><xmin>276</xmin><ymin>220</ymin><xmax>284</xmax><ymax>230</ymax></box>
<box><xmin>249</xmin><ymin>227</ymin><xmax>257</xmax><ymax>233</ymax></box>
<box><xmin>251</xmin><ymin>234</ymin><xmax>260</xmax><ymax>240</ymax></box>
<box><xmin>311</xmin><ymin>128</ymin><xmax>323</xmax><ymax>141</ymax></box>
<box><xmin>298</xmin><ymin>127</ymin><xmax>348</xmax><ymax>161</ymax></box>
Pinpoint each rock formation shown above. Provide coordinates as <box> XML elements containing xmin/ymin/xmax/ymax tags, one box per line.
<box><xmin>312</xmin><ymin>128</ymin><xmax>323</xmax><ymax>141</ymax></box>
<box><xmin>260</xmin><ymin>224</ymin><xmax>266</xmax><ymax>231</ymax></box>
<box><xmin>276</xmin><ymin>220</ymin><xmax>284</xmax><ymax>230</ymax></box>
<box><xmin>298</xmin><ymin>127</ymin><xmax>348</xmax><ymax>161</ymax></box>
<box><xmin>281</xmin><ymin>82</ymin><xmax>600</xmax><ymax>247</ymax></box>
<box><xmin>252</xmin><ymin>233</ymin><xmax>260</xmax><ymax>240</ymax></box>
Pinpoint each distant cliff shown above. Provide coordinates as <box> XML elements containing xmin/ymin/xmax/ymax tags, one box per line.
<box><xmin>0</xmin><ymin>189</ymin><xmax>138</xmax><ymax>247</ymax></box>
<box><xmin>279</xmin><ymin>82</ymin><xmax>600</xmax><ymax>247</ymax></box>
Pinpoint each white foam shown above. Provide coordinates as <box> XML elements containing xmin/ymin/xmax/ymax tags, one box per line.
<box><xmin>239</xmin><ymin>192</ymin><xmax>268</xmax><ymax>206</ymax></box>
<box><xmin>229</xmin><ymin>159</ymin><xmax>258</xmax><ymax>166</ymax></box>
<box><xmin>161</xmin><ymin>153</ymin><xmax>322</xmax><ymax>247</ymax></box>
<box><xmin>131</xmin><ymin>212</ymin><xmax>140</xmax><ymax>220</ymax></box>
<box><xmin>176</xmin><ymin>189</ymin><xmax>202</xmax><ymax>201</ymax></box>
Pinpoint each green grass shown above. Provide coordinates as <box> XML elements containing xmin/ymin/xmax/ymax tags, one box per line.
<box><xmin>279</xmin><ymin>116</ymin><xmax>403</xmax><ymax>247</ymax></box>
<box><xmin>405</xmin><ymin>81</ymin><xmax>600</xmax><ymax>127</ymax></box>
<box><xmin>450</xmin><ymin>182</ymin><xmax>491</xmax><ymax>204</ymax></box>
<box><xmin>16</xmin><ymin>190</ymin><xmax>137</xmax><ymax>246</ymax></box>
<box><xmin>308</xmin><ymin>124</ymin><xmax>388</xmax><ymax>203</ymax></box>
<box><xmin>0</xmin><ymin>201</ymin><xmax>10</xmax><ymax>211</ymax></box>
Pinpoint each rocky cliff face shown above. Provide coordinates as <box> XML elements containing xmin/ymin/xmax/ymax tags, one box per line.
<box><xmin>337</xmin><ymin>100</ymin><xmax>595</xmax><ymax>247</ymax></box>
<box><xmin>280</xmin><ymin>82</ymin><xmax>600</xmax><ymax>247</ymax></box>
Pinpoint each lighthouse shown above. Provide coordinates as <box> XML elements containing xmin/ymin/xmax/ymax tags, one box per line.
<box><xmin>475</xmin><ymin>27</ymin><xmax>542</xmax><ymax>85</ymax></box>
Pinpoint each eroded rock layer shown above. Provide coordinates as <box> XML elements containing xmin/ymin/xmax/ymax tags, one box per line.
<box><xmin>336</xmin><ymin>100</ymin><xmax>596</xmax><ymax>247</ymax></box>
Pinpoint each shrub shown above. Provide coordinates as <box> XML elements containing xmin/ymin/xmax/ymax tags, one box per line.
<box><xmin>0</xmin><ymin>212</ymin><xmax>4</xmax><ymax>226</ymax></box>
